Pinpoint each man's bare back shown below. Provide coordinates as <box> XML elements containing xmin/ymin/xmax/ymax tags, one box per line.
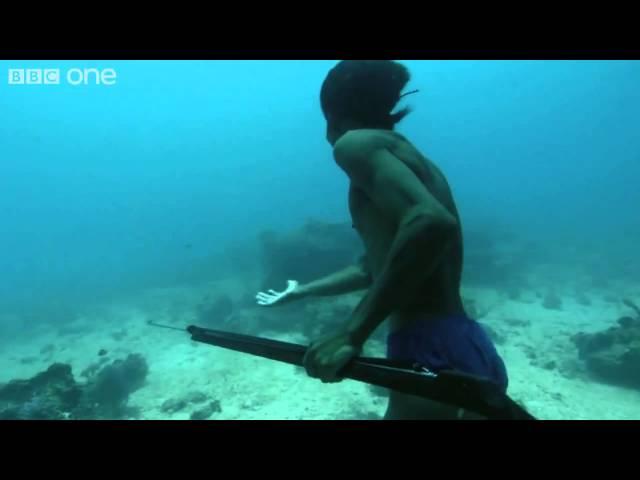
<box><xmin>347</xmin><ymin>130</ymin><xmax>466</xmax><ymax>334</ymax></box>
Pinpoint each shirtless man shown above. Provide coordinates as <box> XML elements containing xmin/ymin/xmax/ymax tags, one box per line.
<box><xmin>257</xmin><ymin>60</ymin><xmax>508</xmax><ymax>419</ymax></box>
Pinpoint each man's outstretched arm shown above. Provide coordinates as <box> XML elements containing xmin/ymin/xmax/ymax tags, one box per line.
<box><xmin>257</xmin><ymin>256</ymin><xmax>371</xmax><ymax>307</ymax></box>
<box><xmin>297</xmin><ymin>256</ymin><xmax>372</xmax><ymax>298</ymax></box>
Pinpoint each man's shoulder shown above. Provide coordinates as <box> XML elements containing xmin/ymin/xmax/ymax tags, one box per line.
<box><xmin>333</xmin><ymin>129</ymin><xmax>400</xmax><ymax>163</ymax></box>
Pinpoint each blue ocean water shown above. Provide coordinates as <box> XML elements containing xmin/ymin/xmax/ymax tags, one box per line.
<box><xmin>1</xmin><ymin>60</ymin><xmax>639</xmax><ymax>419</ymax></box>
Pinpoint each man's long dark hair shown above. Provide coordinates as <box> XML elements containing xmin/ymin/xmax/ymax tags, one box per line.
<box><xmin>320</xmin><ymin>60</ymin><xmax>413</xmax><ymax>130</ymax></box>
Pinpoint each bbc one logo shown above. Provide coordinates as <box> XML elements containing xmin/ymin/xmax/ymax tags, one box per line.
<box><xmin>8</xmin><ymin>68</ymin><xmax>117</xmax><ymax>86</ymax></box>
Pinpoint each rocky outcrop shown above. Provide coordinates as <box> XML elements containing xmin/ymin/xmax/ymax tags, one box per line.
<box><xmin>571</xmin><ymin>299</ymin><xmax>640</xmax><ymax>389</ymax></box>
<box><xmin>0</xmin><ymin>353</ymin><xmax>149</xmax><ymax>420</ymax></box>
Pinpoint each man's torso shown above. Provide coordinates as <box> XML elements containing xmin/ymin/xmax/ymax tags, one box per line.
<box><xmin>347</xmin><ymin>130</ymin><xmax>466</xmax><ymax>332</ymax></box>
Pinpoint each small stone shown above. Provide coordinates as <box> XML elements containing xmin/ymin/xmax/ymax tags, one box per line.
<box><xmin>210</xmin><ymin>400</ymin><xmax>222</xmax><ymax>413</ymax></box>
<box><xmin>543</xmin><ymin>360</ymin><xmax>557</xmax><ymax>370</ymax></box>
<box><xmin>40</xmin><ymin>344</ymin><xmax>55</xmax><ymax>356</ymax></box>
<box><xmin>161</xmin><ymin>398</ymin><xmax>187</xmax><ymax>414</ymax></box>
<box><xmin>184</xmin><ymin>391</ymin><xmax>208</xmax><ymax>404</ymax></box>
<box><xmin>111</xmin><ymin>330</ymin><xmax>127</xmax><ymax>341</ymax></box>
<box><xmin>617</xmin><ymin>317</ymin><xmax>635</xmax><ymax>328</ymax></box>
<box><xmin>543</xmin><ymin>293</ymin><xmax>563</xmax><ymax>310</ymax></box>
<box><xmin>505</xmin><ymin>318</ymin><xmax>530</xmax><ymax>327</ymax></box>
<box><xmin>189</xmin><ymin>400</ymin><xmax>221</xmax><ymax>420</ymax></box>
<box><xmin>98</xmin><ymin>349</ymin><xmax>108</xmax><ymax>357</ymax></box>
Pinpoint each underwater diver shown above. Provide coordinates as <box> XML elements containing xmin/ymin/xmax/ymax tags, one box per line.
<box><xmin>256</xmin><ymin>60</ymin><xmax>508</xmax><ymax>419</ymax></box>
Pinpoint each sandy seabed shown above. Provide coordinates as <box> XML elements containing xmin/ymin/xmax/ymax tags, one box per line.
<box><xmin>2</xmin><ymin>273</ymin><xmax>639</xmax><ymax>420</ymax></box>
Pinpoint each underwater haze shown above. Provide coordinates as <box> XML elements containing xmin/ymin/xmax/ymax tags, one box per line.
<box><xmin>1</xmin><ymin>60</ymin><xmax>639</xmax><ymax>420</ymax></box>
